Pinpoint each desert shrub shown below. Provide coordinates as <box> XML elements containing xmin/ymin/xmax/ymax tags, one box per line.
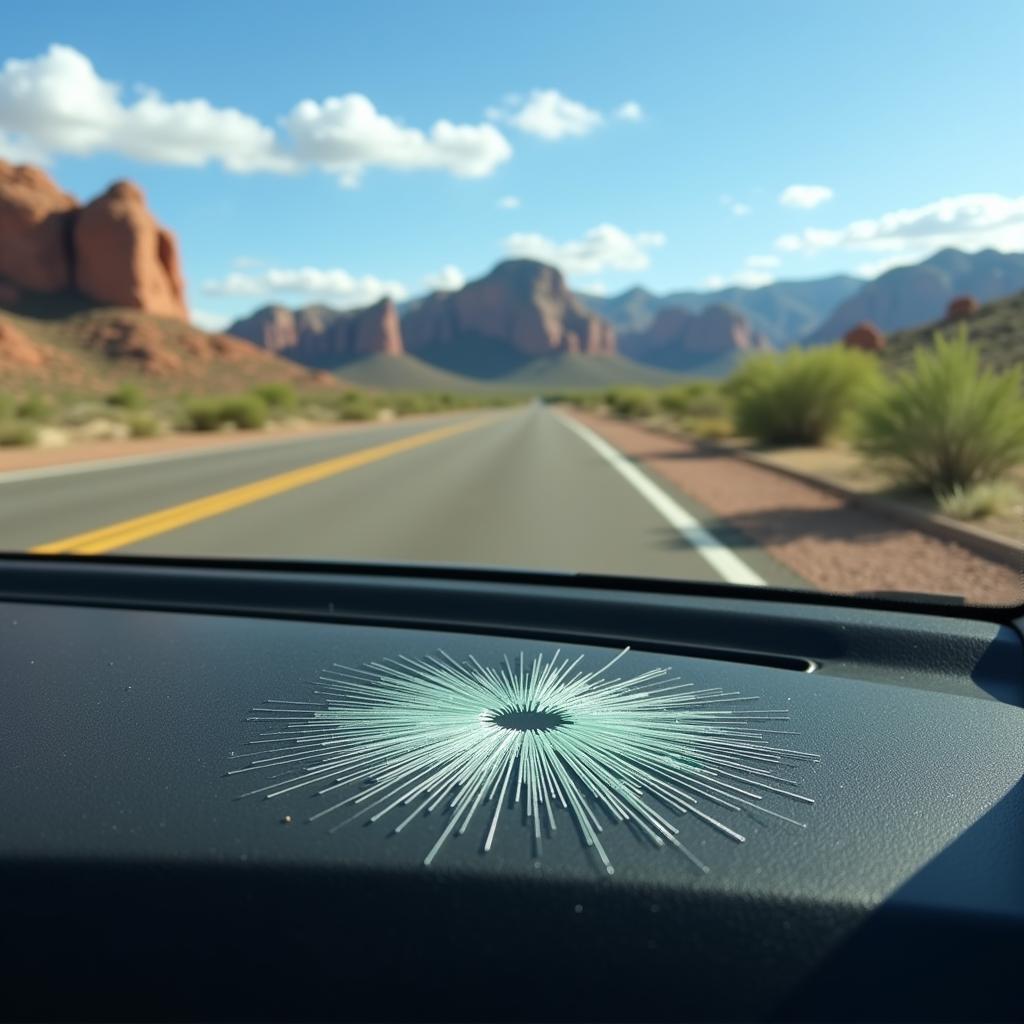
<box><xmin>126</xmin><ymin>412</ymin><xmax>160</xmax><ymax>438</ymax></box>
<box><xmin>251</xmin><ymin>382</ymin><xmax>297</xmax><ymax>412</ymax></box>
<box><xmin>937</xmin><ymin>480</ymin><xmax>1023</xmax><ymax>521</ymax></box>
<box><xmin>680</xmin><ymin>415</ymin><xmax>735</xmax><ymax>441</ymax></box>
<box><xmin>659</xmin><ymin>381</ymin><xmax>728</xmax><ymax>419</ymax></box>
<box><xmin>605</xmin><ymin>386</ymin><xmax>659</xmax><ymax>418</ymax></box>
<box><xmin>219</xmin><ymin>395</ymin><xmax>268</xmax><ymax>430</ymax></box>
<box><xmin>856</xmin><ymin>329</ymin><xmax>1024</xmax><ymax>492</ymax></box>
<box><xmin>183</xmin><ymin>398</ymin><xmax>224</xmax><ymax>431</ymax></box>
<box><xmin>17</xmin><ymin>393</ymin><xmax>52</xmax><ymax>421</ymax></box>
<box><xmin>335</xmin><ymin>392</ymin><xmax>379</xmax><ymax>421</ymax></box>
<box><xmin>106</xmin><ymin>382</ymin><xmax>146</xmax><ymax>410</ymax></box>
<box><xmin>726</xmin><ymin>345</ymin><xmax>880</xmax><ymax>445</ymax></box>
<box><xmin>0</xmin><ymin>420</ymin><xmax>37</xmax><ymax>446</ymax></box>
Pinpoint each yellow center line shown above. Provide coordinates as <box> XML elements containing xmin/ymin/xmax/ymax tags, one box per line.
<box><xmin>31</xmin><ymin>415</ymin><xmax>493</xmax><ymax>556</ymax></box>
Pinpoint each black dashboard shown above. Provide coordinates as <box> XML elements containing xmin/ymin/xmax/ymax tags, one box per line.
<box><xmin>0</xmin><ymin>555</ymin><xmax>1021</xmax><ymax>1022</ymax></box>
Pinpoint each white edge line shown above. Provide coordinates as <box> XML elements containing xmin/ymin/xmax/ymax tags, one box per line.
<box><xmin>556</xmin><ymin>413</ymin><xmax>766</xmax><ymax>587</ymax></box>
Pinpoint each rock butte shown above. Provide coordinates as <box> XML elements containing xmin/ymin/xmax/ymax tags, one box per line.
<box><xmin>0</xmin><ymin>160</ymin><xmax>187</xmax><ymax>320</ymax></box>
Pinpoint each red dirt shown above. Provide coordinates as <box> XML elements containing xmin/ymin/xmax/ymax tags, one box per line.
<box><xmin>573</xmin><ymin>411</ymin><xmax>1022</xmax><ymax>606</ymax></box>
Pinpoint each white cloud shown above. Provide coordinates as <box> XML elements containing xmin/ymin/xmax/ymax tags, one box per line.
<box><xmin>190</xmin><ymin>309</ymin><xmax>230</xmax><ymax>332</ymax></box>
<box><xmin>0</xmin><ymin>44</ymin><xmax>512</xmax><ymax>186</ymax></box>
<box><xmin>497</xmin><ymin>195</ymin><xmax>521</xmax><ymax>209</ymax></box>
<box><xmin>703</xmin><ymin>275</ymin><xmax>725</xmax><ymax>289</ymax></box>
<box><xmin>492</xmin><ymin>89</ymin><xmax>603</xmax><ymax>140</ymax></box>
<box><xmin>779</xmin><ymin>184</ymin><xmax>834</xmax><ymax>209</ymax></box>
<box><xmin>201</xmin><ymin>267</ymin><xmax>408</xmax><ymax>308</ymax></box>
<box><xmin>746</xmin><ymin>254</ymin><xmax>780</xmax><ymax>269</ymax></box>
<box><xmin>504</xmin><ymin>223</ymin><xmax>666</xmax><ymax>275</ymax></box>
<box><xmin>853</xmin><ymin>255</ymin><xmax>921</xmax><ymax>279</ymax></box>
<box><xmin>423</xmin><ymin>264</ymin><xmax>466</xmax><ymax>291</ymax></box>
<box><xmin>283</xmin><ymin>94</ymin><xmax>511</xmax><ymax>187</ymax></box>
<box><xmin>0</xmin><ymin>45</ymin><xmax>293</xmax><ymax>173</ymax></box>
<box><xmin>719</xmin><ymin>194</ymin><xmax>752</xmax><ymax>216</ymax></box>
<box><xmin>577</xmin><ymin>280</ymin><xmax>608</xmax><ymax>296</ymax></box>
<box><xmin>614</xmin><ymin>101</ymin><xmax>644</xmax><ymax>122</ymax></box>
<box><xmin>0</xmin><ymin>129</ymin><xmax>50</xmax><ymax>164</ymax></box>
<box><xmin>775</xmin><ymin>193</ymin><xmax>1024</xmax><ymax>256</ymax></box>
<box><xmin>703</xmin><ymin>254</ymin><xmax>778</xmax><ymax>290</ymax></box>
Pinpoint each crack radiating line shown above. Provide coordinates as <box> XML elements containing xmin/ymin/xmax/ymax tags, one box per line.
<box><xmin>233</xmin><ymin>647</ymin><xmax>818</xmax><ymax>873</ymax></box>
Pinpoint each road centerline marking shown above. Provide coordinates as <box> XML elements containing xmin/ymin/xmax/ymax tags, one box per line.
<box><xmin>31</xmin><ymin>415</ymin><xmax>493</xmax><ymax>556</ymax></box>
<box><xmin>556</xmin><ymin>412</ymin><xmax>766</xmax><ymax>587</ymax></box>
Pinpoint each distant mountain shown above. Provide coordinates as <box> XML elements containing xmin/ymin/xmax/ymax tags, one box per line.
<box><xmin>619</xmin><ymin>305</ymin><xmax>772</xmax><ymax>375</ymax></box>
<box><xmin>580</xmin><ymin>275</ymin><xmax>861</xmax><ymax>346</ymax></box>
<box><xmin>883</xmin><ymin>289</ymin><xmax>1024</xmax><ymax>374</ymax></box>
<box><xmin>497</xmin><ymin>352</ymin><xmax>684</xmax><ymax>390</ymax></box>
<box><xmin>803</xmin><ymin>249</ymin><xmax>1024</xmax><ymax>345</ymax></box>
<box><xmin>335</xmin><ymin>352</ymin><xmax>481</xmax><ymax>392</ymax></box>
<box><xmin>226</xmin><ymin>298</ymin><xmax>402</xmax><ymax>369</ymax></box>
<box><xmin>402</xmin><ymin>260</ymin><xmax>616</xmax><ymax>378</ymax></box>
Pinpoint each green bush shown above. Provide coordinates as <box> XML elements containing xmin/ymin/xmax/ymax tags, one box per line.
<box><xmin>856</xmin><ymin>329</ymin><xmax>1024</xmax><ymax>493</ymax></box>
<box><xmin>605</xmin><ymin>386</ymin><xmax>659</xmax><ymax>418</ymax></box>
<box><xmin>0</xmin><ymin>420</ymin><xmax>37</xmax><ymax>446</ymax></box>
<box><xmin>659</xmin><ymin>381</ymin><xmax>727</xmax><ymax>419</ymax></box>
<box><xmin>219</xmin><ymin>395</ymin><xmax>268</xmax><ymax>430</ymax></box>
<box><xmin>184</xmin><ymin>395</ymin><xmax>268</xmax><ymax>431</ymax></box>
<box><xmin>937</xmin><ymin>480</ymin><xmax>1023</xmax><ymax>521</ymax></box>
<box><xmin>335</xmin><ymin>392</ymin><xmax>379</xmax><ymax>421</ymax></box>
<box><xmin>726</xmin><ymin>345</ymin><xmax>880</xmax><ymax>445</ymax></box>
<box><xmin>107</xmin><ymin>382</ymin><xmax>146</xmax><ymax>410</ymax></box>
<box><xmin>183</xmin><ymin>398</ymin><xmax>224</xmax><ymax>431</ymax></box>
<box><xmin>126</xmin><ymin>412</ymin><xmax>160</xmax><ymax>438</ymax></box>
<box><xmin>251</xmin><ymin>382</ymin><xmax>297</xmax><ymax>412</ymax></box>
<box><xmin>17</xmin><ymin>393</ymin><xmax>51</xmax><ymax>422</ymax></box>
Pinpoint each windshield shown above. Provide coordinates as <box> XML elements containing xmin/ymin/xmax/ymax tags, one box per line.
<box><xmin>1</xmin><ymin>1</ymin><xmax>1022</xmax><ymax>607</ymax></box>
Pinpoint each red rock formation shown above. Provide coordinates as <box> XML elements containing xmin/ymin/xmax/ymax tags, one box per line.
<box><xmin>402</xmin><ymin>260</ymin><xmax>617</xmax><ymax>359</ymax></box>
<box><xmin>0</xmin><ymin>160</ymin><xmax>78</xmax><ymax>294</ymax></box>
<box><xmin>81</xmin><ymin>314</ymin><xmax>184</xmax><ymax>375</ymax></box>
<box><xmin>843</xmin><ymin>321</ymin><xmax>886</xmax><ymax>351</ymax></box>
<box><xmin>0</xmin><ymin>318</ymin><xmax>49</xmax><ymax>370</ymax></box>
<box><xmin>620</xmin><ymin>304</ymin><xmax>772</xmax><ymax>369</ymax></box>
<box><xmin>227</xmin><ymin>298</ymin><xmax>404</xmax><ymax>368</ymax></box>
<box><xmin>0</xmin><ymin>162</ymin><xmax>188</xmax><ymax>319</ymax></box>
<box><xmin>73</xmin><ymin>182</ymin><xmax>187</xmax><ymax>319</ymax></box>
<box><xmin>947</xmin><ymin>295</ymin><xmax>979</xmax><ymax>320</ymax></box>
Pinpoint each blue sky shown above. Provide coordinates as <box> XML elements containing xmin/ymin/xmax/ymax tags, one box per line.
<box><xmin>3</xmin><ymin>0</ymin><xmax>1023</xmax><ymax>328</ymax></box>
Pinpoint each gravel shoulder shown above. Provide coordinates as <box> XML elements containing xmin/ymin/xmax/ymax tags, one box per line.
<box><xmin>571</xmin><ymin>410</ymin><xmax>1023</xmax><ymax>607</ymax></box>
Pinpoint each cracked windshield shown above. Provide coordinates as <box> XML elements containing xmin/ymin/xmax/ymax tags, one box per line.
<box><xmin>2</xmin><ymin>1</ymin><xmax>1022</xmax><ymax>606</ymax></box>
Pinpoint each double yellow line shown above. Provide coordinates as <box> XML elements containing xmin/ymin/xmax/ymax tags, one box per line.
<box><xmin>32</xmin><ymin>416</ymin><xmax>490</xmax><ymax>556</ymax></box>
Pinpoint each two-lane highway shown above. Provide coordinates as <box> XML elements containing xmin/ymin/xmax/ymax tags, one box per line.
<box><xmin>0</xmin><ymin>404</ymin><xmax>803</xmax><ymax>587</ymax></box>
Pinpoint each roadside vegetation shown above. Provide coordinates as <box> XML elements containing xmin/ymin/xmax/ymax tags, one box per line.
<box><xmin>555</xmin><ymin>329</ymin><xmax>1024</xmax><ymax>527</ymax></box>
<box><xmin>0</xmin><ymin>382</ymin><xmax>522</xmax><ymax>449</ymax></box>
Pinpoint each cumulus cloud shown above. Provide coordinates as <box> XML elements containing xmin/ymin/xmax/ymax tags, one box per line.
<box><xmin>491</xmin><ymin>89</ymin><xmax>603</xmax><ymax>140</ymax></box>
<box><xmin>423</xmin><ymin>264</ymin><xmax>466</xmax><ymax>291</ymax></box>
<box><xmin>0</xmin><ymin>45</ymin><xmax>293</xmax><ymax>172</ymax></box>
<box><xmin>504</xmin><ymin>223</ymin><xmax>666</xmax><ymax>275</ymax></box>
<box><xmin>190</xmin><ymin>309</ymin><xmax>231</xmax><ymax>332</ymax></box>
<box><xmin>283</xmin><ymin>94</ymin><xmax>511</xmax><ymax>187</ymax></box>
<box><xmin>498</xmin><ymin>195</ymin><xmax>521</xmax><ymax>209</ymax></box>
<box><xmin>775</xmin><ymin>193</ymin><xmax>1024</xmax><ymax>255</ymax></box>
<box><xmin>779</xmin><ymin>184</ymin><xmax>834</xmax><ymax>209</ymax></box>
<box><xmin>201</xmin><ymin>267</ymin><xmax>407</xmax><ymax>307</ymax></box>
<box><xmin>0</xmin><ymin>44</ymin><xmax>512</xmax><ymax>186</ymax></box>
<box><xmin>614</xmin><ymin>101</ymin><xmax>644</xmax><ymax>122</ymax></box>
<box><xmin>704</xmin><ymin>254</ymin><xmax>779</xmax><ymax>290</ymax></box>
<box><xmin>719</xmin><ymin>194</ymin><xmax>751</xmax><ymax>216</ymax></box>
<box><xmin>746</xmin><ymin>254</ymin><xmax>780</xmax><ymax>269</ymax></box>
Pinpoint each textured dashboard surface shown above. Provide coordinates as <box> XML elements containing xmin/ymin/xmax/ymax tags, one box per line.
<box><xmin>1</xmin><ymin>598</ymin><xmax>1021</xmax><ymax>1021</ymax></box>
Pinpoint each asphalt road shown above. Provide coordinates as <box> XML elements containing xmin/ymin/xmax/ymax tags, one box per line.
<box><xmin>0</xmin><ymin>404</ymin><xmax>804</xmax><ymax>587</ymax></box>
